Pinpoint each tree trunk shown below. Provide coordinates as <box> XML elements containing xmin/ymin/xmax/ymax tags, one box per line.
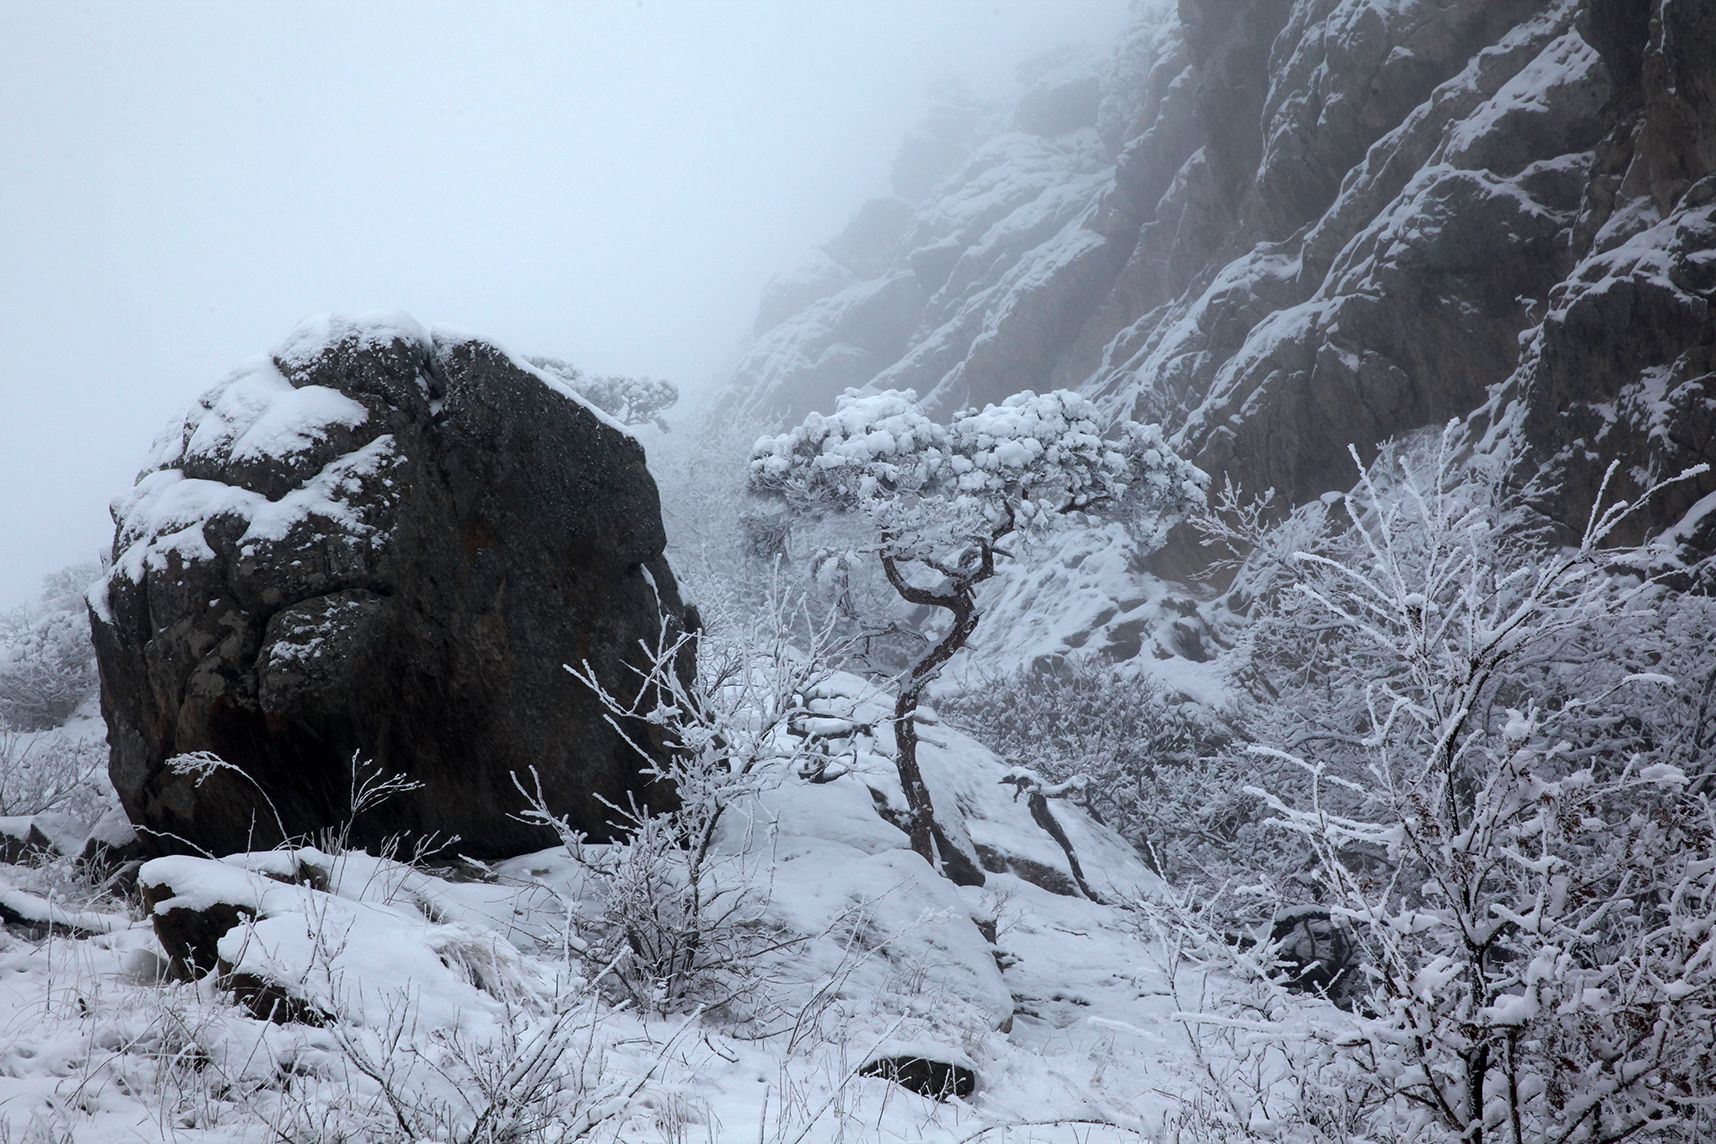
<box><xmin>882</xmin><ymin>553</ymin><xmax>987</xmax><ymax>886</ymax></box>
<box><xmin>1024</xmin><ymin>791</ymin><xmax>1101</xmax><ymax>902</ymax></box>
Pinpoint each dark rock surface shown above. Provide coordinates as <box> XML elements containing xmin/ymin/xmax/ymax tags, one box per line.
<box><xmin>1267</xmin><ymin>906</ymin><xmax>1361</xmax><ymax>1005</ymax></box>
<box><xmin>91</xmin><ymin>314</ymin><xmax>693</xmax><ymax>858</ymax></box>
<box><xmin>0</xmin><ymin>818</ymin><xmax>55</xmax><ymax>865</ymax></box>
<box><xmin>858</xmin><ymin>1053</ymin><xmax>978</xmax><ymax>1101</ymax></box>
<box><xmin>1507</xmin><ymin>1</ymin><xmax>1716</xmax><ymax>545</ymax></box>
<box><xmin>721</xmin><ymin>0</ymin><xmax>1716</xmax><ymax>563</ymax></box>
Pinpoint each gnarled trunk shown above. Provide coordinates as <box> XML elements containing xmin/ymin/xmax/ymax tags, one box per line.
<box><xmin>881</xmin><ymin>552</ymin><xmax>990</xmax><ymax>886</ymax></box>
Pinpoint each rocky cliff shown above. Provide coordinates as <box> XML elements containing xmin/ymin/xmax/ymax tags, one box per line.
<box><xmin>724</xmin><ymin>0</ymin><xmax>1716</xmax><ymax>566</ymax></box>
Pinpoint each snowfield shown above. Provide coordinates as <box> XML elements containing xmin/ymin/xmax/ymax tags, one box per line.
<box><xmin>0</xmin><ymin>674</ymin><xmax>1248</xmax><ymax>1143</ymax></box>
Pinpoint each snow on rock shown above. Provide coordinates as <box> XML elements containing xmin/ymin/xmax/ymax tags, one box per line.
<box><xmin>956</xmin><ymin>519</ymin><xmax>1229</xmax><ymax>698</ymax></box>
<box><xmin>1505</xmin><ymin>187</ymin><xmax>1716</xmax><ymax>550</ymax></box>
<box><xmin>139</xmin><ymin>848</ymin><xmax>560</xmax><ymax>1028</ymax></box>
<box><xmin>739</xmin><ymin>671</ymin><xmax>1162</xmax><ymax>907</ymax></box>
<box><xmin>271</xmin><ymin>310</ymin><xmax>431</xmax><ymax>369</ymax></box>
<box><xmin>0</xmin><ymin>667</ymin><xmax>1232</xmax><ymax>1142</ymax></box>
<box><xmin>0</xmin><ymin>868</ymin><xmax>126</xmax><ymax>938</ymax></box>
<box><xmin>493</xmin><ymin>667</ymin><xmax>1164</xmax><ymax>1052</ymax></box>
<box><xmin>103</xmin><ymin>312</ymin><xmax>418</xmax><ymax>594</ymax></box>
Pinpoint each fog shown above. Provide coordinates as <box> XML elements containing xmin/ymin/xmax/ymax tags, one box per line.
<box><xmin>0</xmin><ymin>0</ymin><xmax>1128</xmax><ymax>610</ymax></box>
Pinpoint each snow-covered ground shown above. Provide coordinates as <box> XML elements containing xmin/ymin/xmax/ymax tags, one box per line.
<box><xmin>0</xmin><ymin>674</ymin><xmax>1243</xmax><ymax>1143</ymax></box>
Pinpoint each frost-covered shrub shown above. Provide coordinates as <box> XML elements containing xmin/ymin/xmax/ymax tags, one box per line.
<box><xmin>283</xmin><ymin>983</ymin><xmax>671</xmax><ymax>1144</ymax></box>
<box><xmin>0</xmin><ymin>564</ymin><xmax>100</xmax><ymax>731</ymax></box>
<box><xmin>526</xmin><ymin>355</ymin><xmax>678</xmax><ymax>430</ymax></box>
<box><xmin>939</xmin><ymin>659</ymin><xmax>1244</xmax><ymax>883</ymax></box>
<box><xmin>0</xmin><ymin>729</ymin><xmax>106</xmax><ymax>818</ymax></box>
<box><xmin>517</xmin><ymin>591</ymin><xmax>867</xmax><ymax>1017</ymax></box>
<box><xmin>1191</xmin><ymin>427</ymin><xmax>1716</xmax><ymax>1141</ymax></box>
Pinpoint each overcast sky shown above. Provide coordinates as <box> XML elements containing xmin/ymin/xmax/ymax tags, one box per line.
<box><xmin>0</xmin><ymin>0</ymin><xmax>1129</xmax><ymax>611</ymax></box>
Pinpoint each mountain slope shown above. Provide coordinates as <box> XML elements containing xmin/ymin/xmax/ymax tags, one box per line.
<box><xmin>723</xmin><ymin>0</ymin><xmax>1716</xmax><ymax>563</ymax></box>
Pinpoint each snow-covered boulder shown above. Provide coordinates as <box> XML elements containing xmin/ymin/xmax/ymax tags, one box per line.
<box><xmin>138</xmin><ymin>848</ymin><xmax>553</xmax><ymax>1026</ymax></box>
<box><xmin>91</xmin><ymin>313</ymin><xmax>695</xmax><ymax>858</ymax></box>
<box><xmin>721</xmin><ymin>673</ymin><xmax>1155</xmax><ymax>1024</ymax></box>
<box><xmin>736</xmin><ymin>672</ymin><xmax>1161</xmax><ymax>908</ymax></box>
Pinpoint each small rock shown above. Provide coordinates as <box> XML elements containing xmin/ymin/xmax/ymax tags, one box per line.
<box><xmin>0</xmin><ymin>817</ymin><xmax>55</xmax><ymax>865</ymax></box>
<box><xmin>75</xmin><ymin>808</ymin><xmax>148</xmax><ymax>887</ymax></box>
<box><xmin>858</xmin><ymin>1053</ymin><xmax>977</xmax><ymax>1101</ymax></box>
<box><xmin>1268</xmin><ymin>906</ymin><xmax>1361</xmax><ymax>1004</ymax></box>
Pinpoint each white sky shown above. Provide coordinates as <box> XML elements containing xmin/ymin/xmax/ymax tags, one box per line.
<box><xmin>0</xmin><ymin>0</ymin><xmax>1129</xmax><ymax>611</ymax></box>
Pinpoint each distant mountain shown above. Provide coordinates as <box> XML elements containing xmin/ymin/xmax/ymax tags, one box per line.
<box><xmin>723</xmin><ymin>0</ymin><xmax>1716</xmax><ymax>568</ymax></box>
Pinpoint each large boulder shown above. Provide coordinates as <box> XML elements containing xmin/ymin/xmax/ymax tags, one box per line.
<box><xmin>89</xmin><ymin>313</ymin><xmax>694</xmax><ymax>858</ymax></box>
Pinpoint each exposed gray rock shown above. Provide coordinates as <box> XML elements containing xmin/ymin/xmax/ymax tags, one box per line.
<box><xmin>1014</xmin><ymin>66</ymin><xmax>1102</xmax><ymax>138</ymax></box>
<box><xmin>91</xmin><ymin>314</ymin><xmax>693</xmax><ymax>858</ymax></box>
<box><xmin>824</xmin><ymin>197</ymin><xmax>915</xmax><ymax>279</ymax></box>
<box><xmin>1267</xmin><ymin>905</ymin><xmax>1362</xmax><ymax>1006</ymax></box>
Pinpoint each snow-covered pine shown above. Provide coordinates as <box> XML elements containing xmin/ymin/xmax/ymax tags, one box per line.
<box><xmin>749</xmin><ymin>387</ymin><xmax>1206</xmax><ymax>884</ymax></box>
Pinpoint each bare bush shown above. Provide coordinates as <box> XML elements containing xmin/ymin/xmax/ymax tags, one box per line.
<box><xmin>1169</xmin><ymin>427</ymin><xmax>1716</xmax><ymax>1142</ymax></box>
<box><xmin>516</xmin><ymin>587</ymin><xmax>880</xmax><ymax>1018</ymax></box>
<box><xmin>284</xmin><ymin>980</ymin><xmax>691</xmax><ymax>1144</ymax></box>
<box><xmin>0</xmin><ymin>730</ymin><xmax>105</xmax><ymax>818</ymax></box>
<box><xmin>0</xmin><ymin>565</ymin><xmax>100</xmax><ymax>732</ymax></box>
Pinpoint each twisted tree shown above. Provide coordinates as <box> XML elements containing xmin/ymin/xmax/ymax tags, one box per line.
<box><xmin>749</xmin><ymin>387</ymin><xmax>1204</xmax><ymax>883</ymax></box>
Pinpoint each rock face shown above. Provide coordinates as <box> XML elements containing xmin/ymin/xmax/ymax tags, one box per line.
<box><xmin>722</xmin><ymin>0</ymin><xmax>1716</xmax><ymax>563</ymax></box>
<box><xmin>90</xmin><ymin>314</ymin><xmax>693</xmax><ymax>858</ymax></box>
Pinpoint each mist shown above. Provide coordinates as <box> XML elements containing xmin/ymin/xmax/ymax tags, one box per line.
<box><xmin>0</xmin><ymin>0</ymin><xmax>1129</xmax><ymax>610</ymax></box>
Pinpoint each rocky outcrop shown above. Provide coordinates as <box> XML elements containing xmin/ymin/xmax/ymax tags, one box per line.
<box><xmin>90</xmin><ymin>314</ymin><xmax>693</xmax><ymax>858</ymax></box>
<box><xmin>723</xmin><ymin>0</ymin><xmax>1716</xmax><ymax>568</ymax></box>
<box><xmin>1506</xmin><ymin>0</ymin><xmax>1716</xmax><ymax>545</ymax></box>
